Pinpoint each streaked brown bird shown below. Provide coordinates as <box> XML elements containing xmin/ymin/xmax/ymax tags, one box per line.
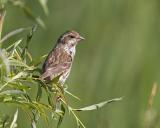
<box><xmin>41</xmin><ymin>30</ymin><xmax>85</xmax><ymax>85</ymax></box>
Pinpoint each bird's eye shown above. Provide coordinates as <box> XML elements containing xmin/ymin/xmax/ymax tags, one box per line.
<box><xmin>69</xmin><ymin>35</ymin><xmax>74</xmax><ymax>38</ymax></box>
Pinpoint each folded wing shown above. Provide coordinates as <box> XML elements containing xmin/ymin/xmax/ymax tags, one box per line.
<box><xmin>41</xmin><ymin>47</ymin><xmax>72</xmax><ymax>81</ymax></box>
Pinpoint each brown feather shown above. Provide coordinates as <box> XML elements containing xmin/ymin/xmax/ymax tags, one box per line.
<box><xmin>41</xmin><ymin>47</ymin><xmax>72</xmax><ymax>81</ymax></box>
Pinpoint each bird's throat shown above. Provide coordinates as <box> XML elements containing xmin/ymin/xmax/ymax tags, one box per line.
<box><xmin>64</xmin><ymin>45</ymin><xmax>76</xmax><ymax>58</ymax></box>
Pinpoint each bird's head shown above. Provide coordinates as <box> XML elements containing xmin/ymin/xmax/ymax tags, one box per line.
<box><xmin>58</xmin><ymin>30</ymin><xmax>85</xmax><ymax>48</ymax></box>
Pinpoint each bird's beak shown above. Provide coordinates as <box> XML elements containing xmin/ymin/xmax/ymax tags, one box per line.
<box><xmin>77</xmin><ymin>36</ymin><xmax>85</xmax><ymax>42</ymax></box>
<box><xmin>79</xmin><ymin>36</ymin><xmax>85</xmax><ymax>40</ymax></box>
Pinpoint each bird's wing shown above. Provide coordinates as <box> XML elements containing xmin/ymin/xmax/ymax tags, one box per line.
<box><xmin>41</xmin><ymin>48</ymin><xmax>72</xmax><ymax>81</ymax></box>
<box><xmin>41</xmin><ymin>63</ymin><xmax>71</xmax><ymax>80</ymax></box>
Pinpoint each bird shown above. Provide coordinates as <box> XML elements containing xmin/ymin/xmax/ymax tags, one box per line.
<box><xmin>41</xmin><ymin>30</ymin><xmax>85</xmax><ymax>86</ymax></box>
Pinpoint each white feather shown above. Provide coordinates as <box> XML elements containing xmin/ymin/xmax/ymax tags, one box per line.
<box><xmin>64</xmin><ymin>40</ymin><xmax>76</xmax><ymax>58</ymax></box>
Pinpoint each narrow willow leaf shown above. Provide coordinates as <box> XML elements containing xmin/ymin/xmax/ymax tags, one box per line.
<box><xmin>14</xmin><ymin>49</ymin><xmax>23</xmax><ymax>61</ymax></box>
<box><xmin>0</xmin><ymin>72</ymin><xmax>27</xmax><ymax>90</ymax></box>
<box><xmin>26</xmin><ymin>51</ymin><xmax>32</xmax><ymax>62</ymax></box>
<box><xmin>31</xmin><ymin>120</ymin><xmax>36</xmax><ymax>128</ymax></box>
<box><xmin>13</xmin><ymin>39</ymin><xmax>22</xmax><ymax>49</ymax></box>
<box><xmin>3</xmin><ymin>100</ymin><xmax>40</xmax><ymax>111</ymax></box>
<box><xmin>4</xmin><ymin>100</ymin><xmax>50</xmax><ymax>124</ymax></box>
<box><xmin>38</xmin><ymin>0</ymin><xmax>49</xmax><ymax>15</ymax></box>
<box><xmin>30</xmin><ymin>102</ymin><xmax>49</xmax><ymax>126</ymax></box>
<box><xmin>8</xmin><ymin>82</ymin><xmax>31</xmax><ymax>90</ymax></box>
<box><xmin>73</xmin><ymin>97</ymin><xmax>123</xmax><ymax>111</ymax></box>
<box><xmin>21</xmin><ymin>25</ymin><xmax>37</xmax><ymax>61</ymax></box>
<box><xmin>2</xmin><ymin>114</ymin><xmax>10</xmax><ymax>128</ymax></box>
<box><xmin>10</xmin><ymin>1</ymin><xmax>45</xmax><ymax>28</ymax></box>
<box><xmin>10</xmin><ymin>109</ymin><xmax>18</xmax><ymax>128</ymax></box>
<box><xmin>69</xmin><ymin>107</ymin><xmax>86</xmax><ymax>128</ymax></box>
<box><xmin>26</xmin><ymin>25</ymin><xmax>37</xmax><ymax>45</ymax></box>
<box><xmin>57</xmin><ymin>104</ymin><xmax>65</xmax><ymax>128</ymax></box>
<box><xmin>65</xmin><ymin>90</ymin><xmax>81</xmax><ymax>101</ymax></box>
<box><xmin>47</xmin><ymin>93</ymin><xmax>53</xmax><ymax>107</ymax></box>
<box><xmin>9</xmin><ymin>59</ymin><xmax>30</xmax><ymax>69</ymax></box>
<box><xmin>6</xmin><ymin>40</ymin><xmax>22</xmax><ymax>51</ymax></box>
<box><xmin>0</xmin><ymin>48</ymin><xmax>10</xmax><ymax>74</ymax></box>
<box><xmin>0</xmin><ymin>28</ymin><xmax>29</xmax><ymax>43</ymax></box>
<box><xmin>36</xmin><ymin>85</ymin><xmax>42</xmax><ymax>101</ymax></box>
<box><xmin>35</xmin><ymin>17</ymin><xmax>45</xmax><ymax>28</ymax></box>
<box><xmin>32</xmin><ymin>109</ymin><xmax>39</xmax><ymax>126</ymax></box>
<box><xmin>0</xmin><ymin>90</ymin><xmax>25</xmax><ymax>96</ymax></box>
<box><xmin>2</xmin><ymin>98</ymin><xmax>50</xmax><ymax>126</ymax></box>
<box><xmin>0</xmin><ymin>9</ymin><xmax>6</xmax><ymax>41</ymax></box>
<box><xmin>8</xmin><ymin>72</ymin><xmax>27</xmax><ymax>82</ymax></box>
<box><xmin>36</xmin><ymin>102</ymin><xmax>51</xmax><ymax>111</ymax></box>
<box><xmin>22</xmin><ymin>6</ymin><xmax>45</xmax><ymax>28</ymax></box>
<box><xmin>55</xmin><ymin>100</ymin><xmax>62</xmax><ymax>113</ymax></box>
<box><xmin>10</xmin><ymin>39</ymin><xmax>22</xmax><ymax>57</ymax></box>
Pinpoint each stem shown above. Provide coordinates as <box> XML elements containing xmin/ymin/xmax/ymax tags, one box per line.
<box><xmin>0</xmin><ymin>8</ymin><xmax>5</xmax><ymax>47</ymax></box>
<box><xmin>69</xmin><ymin>107</ymin><xmax>86</xmax><ymax>128</ymax></box>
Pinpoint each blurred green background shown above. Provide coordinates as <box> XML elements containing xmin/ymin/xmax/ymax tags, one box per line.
<box><xmin>2</xmin><ymin>0</ymin><xmax>160</xmax><ymax>127</ymax></box>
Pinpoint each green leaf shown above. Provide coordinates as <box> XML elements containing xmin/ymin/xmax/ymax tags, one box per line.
<box><xmin>35</xmin><ymin>17</ymin><xmax>45</xmax><ymax>29</ymax></box>
<box><xmin>27</xmin><ymin>25</ymin><xmax>37</xmax><ymax>44</ymax></box>
<box><xmin>7</xmin><ymin>39</ymin><xmax>22</xmax><ymax>51</ymax></box>
<box><xmin>36</xmin><ymin>85</ymin><xmax>42</xmax><ymax>101</ymax></box>
<box><xmin>56</xmin><ymin>104</ymin><xmax>65</xmax><ymax>128</ymax></box>
<box><xmin>12</xmin><ymin>40</ymin><xmax>22</xmax><ymax>51</ymax></box>
<box><xmin>7</xmin><ymin>82</ymin><xmax>31</xmax><ymax>90</ymax></box>
<box><xmin>10</xmin><ymin>1</ymin><xmax>45</xmax><ymax>28</ymax></box>
<box><xmin>26</xmin><ymin>50</ymin><xmax>33</xmax><ymax>62</ymax></box>
<box><xmin>21</xmin><ymin>25</ymin><xmax>37</xmax><ymax>61</ymax></box>
<box><xmin>0</xmin><ymin>48</ymin><xmax>10</xmax><ymax>74</ymax></box>
<box><xmin>0</xmin><ymin>9</ymin><xmax>6</xmax><ymax>41</ymax></box>
<box><xmin>10</xmin><ymin>109</ymin><xmax>18</xmax><ymax>128</ymax></box>
<box><xmin>31</xmin><ymin>120</ymin><xmax>36</xmax><ymax>128</ymax></box>
<box><xmin>68</xmin><ymin>107</ymin><xmax>86</xmax><ymax>128</ymax></box>
<box><xmin>65</xmin><ymin>90</ymin><xmax>81</xmax><ymax>101</ymax></box>
<box><xmin>23</xmin><ymin>6</ymin><xmax>45</xmax><ymax>28</ymax></box>
<box><xmin>38</xmin><ymin>0</ymin><xmax>49</xmax><ymax>15</ymax></box>
<box><xmin>73</xmin><ymin>97</ymin><xmax>123</xmax><ymax>111</ymax></box>
<box><xmin>0</xmin><ymin>90</ymin><xmax>26</xmax><ymax>97</ymax></box>
<box><xmin>1</xmin><ymin>114</ymin><xmax>9</xmax><ymax>127</ymax></box>
<box><xmin>9</xmin><ymin>59</ymin><xmax>31</xmax><ymax>69</ymax></box>
<box><xmin>0</xmin><ymin>28</ymin><xmax>29</xmax><ymax>44</ymax></box>
<box><xmin>0</xmin><ymin>71</ymin><xmax>28</xmax><ymax>91</ymax></box>
<box><xmin>0</xmin><ymin>1</ymin><xmax>7</xmax><ymax>9</ymax></box>
<box><xmin>10</xmin><ymin>39</ymin><xmax>22</xmax><ymax>57</ymax></box>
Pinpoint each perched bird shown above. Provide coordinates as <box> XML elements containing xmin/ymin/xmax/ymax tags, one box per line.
<box><xmin>41</xmin><ymin>30</ymin><xmax>85</xmax><ymax>85</ymax></box>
